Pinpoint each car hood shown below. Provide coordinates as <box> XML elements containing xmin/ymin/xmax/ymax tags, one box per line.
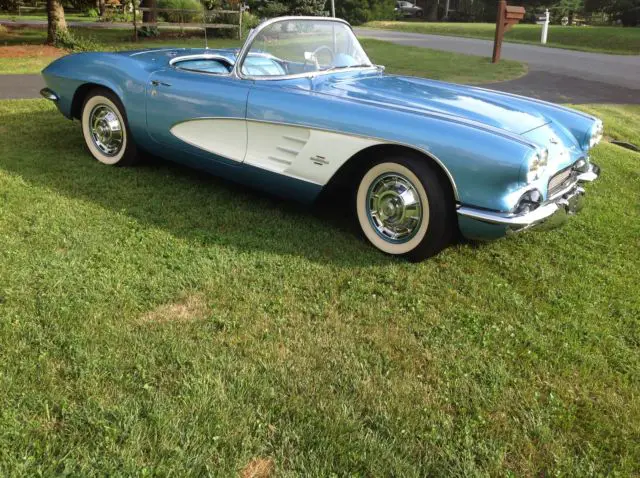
<box><xmin>317</xmin><ymin>74</ymin><xmax>550</xmax><ymax>135</ymax></box>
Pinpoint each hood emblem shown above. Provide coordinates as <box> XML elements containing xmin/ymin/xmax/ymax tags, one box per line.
<box><xmin>549</xmin><ymin>136</ymin><xmax>559</xmax><ymax>144</ymax></box>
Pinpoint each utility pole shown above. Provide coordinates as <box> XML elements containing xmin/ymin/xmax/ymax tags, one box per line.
<box><xmin>331</xmin><ymin>0</ymin><xmax>335</xmax><ymax>16</ymax></box>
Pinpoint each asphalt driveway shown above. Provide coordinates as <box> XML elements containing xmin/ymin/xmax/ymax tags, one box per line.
<box><xmin>355</xmin><ymin>28</ymin><xmax>640</xmax><ymax>103</ymax></box>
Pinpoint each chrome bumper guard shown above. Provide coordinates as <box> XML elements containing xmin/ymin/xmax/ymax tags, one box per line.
<box><xmin>40</xmin><ymin>88</ymin><xmax>58</xmax><ymax>102</ymax></box>
<box><xmin>457</xmin><ymin>162</ymin><xmax>600</xmax><ymax>233</ymax></box>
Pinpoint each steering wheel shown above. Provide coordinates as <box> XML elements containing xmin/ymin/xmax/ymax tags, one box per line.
<box><xmin>304</xmin><ymin>45</ymin><xmax>335</xmax><ymax>71</ymax></box>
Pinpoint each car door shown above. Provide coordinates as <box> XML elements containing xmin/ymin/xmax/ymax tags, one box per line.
<box><xmin>145</xmin><ymin>59</ymin><xmax>251</xmax><ymax>165</ymax></box>
<box><xmin>245</xmin><ymin>82</ymin><xmax>382</xmax><ymax>187</ymax></box>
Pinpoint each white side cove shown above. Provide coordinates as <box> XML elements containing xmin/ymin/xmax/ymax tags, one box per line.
<box><xmin>170</xmin><ymin>118</ymin><xmax>381</xmax><ymax>186</ymax></box>
<box><xmin>170</xmin><ymin>119</ymin><xmax>248</xmax><ymax>164</ymax></box>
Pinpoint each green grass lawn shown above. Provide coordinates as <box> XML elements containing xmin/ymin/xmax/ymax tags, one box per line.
<box><xmin>0</xmin><ymin>53</ymin><xmax>61</xmax><ymax>75</ymax></box>
<box><xmin>0</xmin><ymin>26</ymin><xmax>526</xmax><ymax>82</ymax></box>
<box><xmin>0</xmin><ymin>99</ymin><xmax>638</xmax><ymax>475</ymax></box>
<box><xmin>363</xmin><ymin>21</ymin><xmax>640</xmax><ymax>55</ymax></box>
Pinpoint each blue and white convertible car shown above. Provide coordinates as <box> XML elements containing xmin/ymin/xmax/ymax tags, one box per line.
<box><xmin>41</xmin><ymin>16</ymin><xmax>601</xmax><ymax>261</ymax></box>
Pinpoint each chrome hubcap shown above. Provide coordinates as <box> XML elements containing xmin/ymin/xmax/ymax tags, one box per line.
<box><xmin>89</xmin><ymin>105</ymin><xmax>123</xmax><ymax>156</ymax></box>
<box><xmin>367</xmin><ymin>173</ymin><xmax>423</xmax><ymax>242</ymax></box>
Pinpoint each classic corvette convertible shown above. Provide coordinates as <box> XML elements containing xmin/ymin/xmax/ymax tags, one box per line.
<box><xmin>41</xmin><ymin>16</ymin><xmax>602</xmax><ymax>261</ymax></box>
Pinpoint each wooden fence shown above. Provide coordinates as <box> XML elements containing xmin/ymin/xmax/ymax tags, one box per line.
<box><xmin>132</xmin><ymin>1</ymin><xmax>242</xmax><ymax>41</ymax></box>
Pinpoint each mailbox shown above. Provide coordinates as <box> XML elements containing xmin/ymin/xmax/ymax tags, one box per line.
<box><xmin>492</xmin><ymin>0</ymin><xmax>525</xmax><ymax>63</ymax></box>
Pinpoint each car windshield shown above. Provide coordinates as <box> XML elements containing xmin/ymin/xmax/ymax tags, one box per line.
<box><xmin>240</xmin><ymin>18</ymin><xmax>373</xmax><ymax>78</ymax></box>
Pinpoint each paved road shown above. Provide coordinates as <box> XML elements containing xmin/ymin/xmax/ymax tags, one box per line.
<box><xmin>0</xmin><ymin>74</ymin><xmax>45</xmax><ymax>99</ymax></box>
<box><xmin>355</xmin><ymin>28</ymin><xmax>640</xmax><ymax>91</ymax></box>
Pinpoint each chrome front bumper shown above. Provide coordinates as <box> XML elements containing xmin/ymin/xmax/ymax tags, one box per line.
<box><xmin>457</xmin><ymin>162</ymin><xmax>600</xmax><ymax>236</ymax></box>
<box><xmin>40</xmin><ymin>88</ymin><xmax>58</xmax><ymax>102</ymax></box>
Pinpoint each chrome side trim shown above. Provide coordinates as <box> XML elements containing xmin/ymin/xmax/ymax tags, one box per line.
<box><xmin>130</xmin><ymin>48</ymin><xmax>187</xmax><ymax>57</ymax></box>
<box><xmin>168</xmin><ymin>115</ymin><xmax>460</xmax><ymax>200</ymax></box>
<box><xmin>40</xmin><ymin>88</ymin><xmax>58</xmax><ymax>102</ymax></box>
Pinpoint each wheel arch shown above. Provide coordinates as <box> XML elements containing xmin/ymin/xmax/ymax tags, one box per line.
<box><xmin>325</xmin><ymin>143</ymin><xmax>459</xmax><ymax>203</ymax></box>
<box><xmin>70</xmin><ymin>82</ymin><xmax>125</xmax><ymax>120</ymax></box>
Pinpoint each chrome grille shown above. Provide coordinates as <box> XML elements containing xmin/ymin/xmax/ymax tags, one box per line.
<box><xmin>548</xmin><ymin>165</ymin><xmax>577</xmax><ymax>198</ymax></box>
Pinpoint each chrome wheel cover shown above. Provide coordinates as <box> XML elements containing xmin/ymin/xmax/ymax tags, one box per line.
<box><xmin>89</xmin><ymin>104</ymin><xmax>123</xmax><ymax>156</ymax></box>
<box><xmin>366</xmin><ymin>173</ymin><xmax>423</xmax><ymax>243</ymax></box>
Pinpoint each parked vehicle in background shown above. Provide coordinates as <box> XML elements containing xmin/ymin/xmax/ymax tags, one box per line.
<box><xmin>561</xmin><ymin>15</ymin><xmax>587</xmax><ymax>25</ymax></box>
<box><xmin>395</xmin><ymin>1</ymin><xmax>423</xmax><ymax>17</ymax></box>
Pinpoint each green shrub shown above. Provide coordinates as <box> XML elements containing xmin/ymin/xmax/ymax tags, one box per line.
<box><xmin>102</xmin><ymin>6</ymin><xmax>135</xmax><ymax>22</ymax></box>
<box><xmin>138</xmin><ymin>25</ymin><xmax>160</xmax><ymax>37</ymax></box>
<box><xmin>242</xmin><ymin>11</ymin><xmax>260</xmax><ymax>32</ymax></box>
<box><xmin>158</xmin><ymin>0</ymin><xmax>203</xmax><ymax>23</ymax></box>
<box><xmin>0</xmin><ymin>0</ymin><xmax>20</xmax><ymax>11</ymax></box>
<box><xmin>248</xmin><ymin>0</ymin><xmax>395</xmax><ymax>25</ymax></box>
<box><xmin>85</xmin><ymin>7</ymin><xmax>100</xmax><ymax>18</ymax></box>
<box><xmin>53</xmin><ymin>30</ymin><xmax>102</xmax><ymax>51</ymax></box>
<box><xmin>337</xmin><ymin>0</ymin><xmax>396</xmax><ymax>24</ymax></box>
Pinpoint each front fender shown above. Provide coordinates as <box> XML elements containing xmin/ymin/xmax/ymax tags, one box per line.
<box><xmin>41</xmin><ymin>52</ymin><xmax>151</xmax><ymax>143</ymax></box>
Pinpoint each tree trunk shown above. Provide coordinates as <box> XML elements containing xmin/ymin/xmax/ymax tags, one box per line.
<box><xmin>142</xmin><ymin>0</ymin><xmax>157</xmax><ymax>24</ymax></box>
<box><xmin>427</xmin><ymin>0</ymin><xmax>438</xmax><ymax>21</ymax></box>
<box><xmin>47</xmin><ymin>0</ymin><xmax>67</xmax><ymax>44</ymax></box>
<box><xmin>98</xmin><ymin>0</ymin><xmax>106</xmax><ymax>17</ymax></box>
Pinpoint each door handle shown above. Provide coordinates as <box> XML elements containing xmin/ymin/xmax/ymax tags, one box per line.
<box><xmin>151</xmin><ymin>80</ymin><xmax>171</xmax><ymax>87</ymax></box>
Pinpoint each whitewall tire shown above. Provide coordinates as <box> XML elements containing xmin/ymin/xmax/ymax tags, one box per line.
<box><xmin>356</xmin><ymin>156</ymin><xmax>455</xmax><ymax>261</ymax></box>
<box><xmin>81</xmin><ymin>88</ymin><xmax>138</xmax><ymax>166</ymax></box>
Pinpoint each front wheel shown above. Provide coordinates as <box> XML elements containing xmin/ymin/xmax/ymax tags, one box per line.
<box><xmin>81</xmin><ymin>88</ymin><xmax>138</xmax><ymax>166</ymax></box>
<box><xmin>355</xmin><ymin>156</ymin><xmax>455</xmax><ymax>261</ymax></box>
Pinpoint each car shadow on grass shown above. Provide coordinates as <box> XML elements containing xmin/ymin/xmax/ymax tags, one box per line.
<box><xmin>1</xmin><ymin>109</ymin><xmax>414</xmax><ymax>267</ymax></box>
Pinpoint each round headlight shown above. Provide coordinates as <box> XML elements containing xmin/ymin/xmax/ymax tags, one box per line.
<box><xmin>588</xmin><ymin>120</ymin><xmax>604</xmax><ymax>149</ymax></box>
<box><xmin>526</xmin><ymin>148</ymin><xmax>548</xmax><ymax>183</ymax></box>
<box><xmin>513</xmin><ymin>189</ymin><xmax>542</xmax><ymax>215</ymax></box>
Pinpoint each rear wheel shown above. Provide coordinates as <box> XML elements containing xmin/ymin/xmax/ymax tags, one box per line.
<box><xmin>81</xmin><ymin>88</ymin><xmax>138</xmax><ymax>166</ymax></box>
<box><xmin>355</xmin><ymin>155</ymin><xmax>454</xmax><ymax>261</ymax></box>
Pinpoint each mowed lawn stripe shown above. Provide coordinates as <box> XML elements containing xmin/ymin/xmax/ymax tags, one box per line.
<box><xmin>0</xmin><ymin>100</ymin><xmax>638</xmax><ymax>475</ymax></box>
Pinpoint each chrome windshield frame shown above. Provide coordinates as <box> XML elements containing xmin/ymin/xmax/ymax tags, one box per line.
<box><xmin>232</xmin><ymin>16</ymin><xmax>375</xmax><ymax>81</ymax></box>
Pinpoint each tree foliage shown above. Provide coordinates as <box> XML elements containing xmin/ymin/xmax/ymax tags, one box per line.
<box><xmin>247</xmin><ymin>0</ymin><xmax>395</xmax><ymax>24</ymax></box>
<box><xmin>336</xmin><ymin>0</ymin><xmax>396</xmax><ymax>24</ymax></box>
